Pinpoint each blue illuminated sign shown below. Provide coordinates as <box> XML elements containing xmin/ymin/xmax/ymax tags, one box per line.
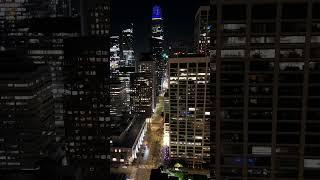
<box><xmin>152</xmin><ymin>5</ymin><xmax>162</xmax><ymax>19</ymax></box>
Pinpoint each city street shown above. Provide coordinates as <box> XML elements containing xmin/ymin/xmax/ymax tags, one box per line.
<box><xmin>112</xmin><ymin>97</ymin><xmax>165</xmax><ymax>180</ymax></box>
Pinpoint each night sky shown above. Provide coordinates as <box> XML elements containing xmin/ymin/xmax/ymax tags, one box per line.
<box><xmin>111</xmin><ymin>0</ymin><xmax>209</xmax><ymax>57</ymax></box>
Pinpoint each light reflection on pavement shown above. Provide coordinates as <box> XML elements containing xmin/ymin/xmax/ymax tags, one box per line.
<box><xmin>112</xmin><ymin>98</ymin><xmax>164</xmax><ymax>180</ymax></box>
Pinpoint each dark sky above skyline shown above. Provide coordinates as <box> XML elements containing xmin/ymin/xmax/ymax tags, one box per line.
<box><xmin>111</xmin><ymin>0</ymin><xmax>208</xmax><ymax>57</ymax></box>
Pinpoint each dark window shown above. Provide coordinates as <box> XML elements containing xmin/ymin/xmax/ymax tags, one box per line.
<box><xmin>222</xmin><ymin>5</ymin><xmax>246</xmax><ymax>21</ymax></box>
<box><xmin>277</xmin><ymin>122</ymin><xmax>300</xmax><ymax>132</ymax></box>
<box><xmin>252</xmin><ymin>23</ymin><xmax>276</xmax><ymax>33</ymax></box>
<box><xmin>281</xmin><ymin>22</ymin><xmax>306</xmax><ymax>33</ymax></box>
<box><xmin>282</xmin><ymin>3</ymin><xmax>307</xmax><ymax>19</ymax></box>
<box><xmin>248</xmin><ymin>122</ymin><xmax>272</xmax><ymax>131</ymax></box>
<box><xmin>313</xmin><ymin>3</ymin><xmax>320</xmax><ymax>19</ymax></box>
<box><xmin>170</xmin><ymin>63</ymin><xmax>178</xmax><ymax>68</ymax></box>
<box><xmin>210</xmin><ymin>5</ymin><xmax>217</xmax><ymax>20</ymax></box>
<box><xmin>252</xmin><ymin>4</ymin><xmax>277</xmax><ymax>19</ymax></box>
<box><xmin>179</xmin><ymin>63</ymin><xmax>187</xmax><ymax>68</ymax></box>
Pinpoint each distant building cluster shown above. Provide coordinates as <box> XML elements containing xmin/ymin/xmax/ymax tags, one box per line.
<box><xmin>1</xmin><ymin>0</ymin><xmax>320</xmax><ymax>180</ymax></box>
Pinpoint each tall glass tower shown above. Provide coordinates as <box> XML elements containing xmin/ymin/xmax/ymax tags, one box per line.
<box><xmin>151</xmin><ymin>5</ymin><xmax>165</xmax><ymax>103</ymax></box>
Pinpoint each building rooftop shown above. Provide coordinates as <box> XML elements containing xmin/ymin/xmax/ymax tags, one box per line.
<box><xmin>169</xmin><ymin>56</ymin><xmax>209</xmax><ymax>63</ymax></box>
<box><xmin>169</xmin><ymin>53</ymin><xmax>205</xmax><ymax>59</ymax></box>
<box><xmin>112</xmin><ymin>116</ymin><xmax>146</xmax><ymax>148</ymax></box>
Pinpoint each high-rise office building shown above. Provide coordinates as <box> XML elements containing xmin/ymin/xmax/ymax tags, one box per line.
<box><xmin>110</xmin><ymin>35</ymin><xmax>121</xmax><ymax>78</ymax></box>
<box><xmin>131</xmin><ymin>73</ymin><xmax>153</xmax><ymax>118</ymax></box>
<box><xmin>0</xmin><ymin>0</ymin><xmax>61</xmax><ymax>50</ymax></box>
<box><xmin>118</xmin><ymin>24</ymin><xmax>135</xmax><ymax>114</ymax></box>
<box><xmin>118</xmin><ymin>66</ymin><xmax>135</xmax><ymax>114</ymax></box>
<box><xmin>0</xmin><ymin>51</ymin><xmax>54</xmax><ymax>171</ymax></box>
<box><xmin>137</xmin><ymin>53</ymin><xmax>156</xmax><ymax>109</ymax></box>
<box><xmin>61</xmin><ymin>0</ymin><xmax>111</xmax><ymax>178</ymax></box>
<box><xmin>63</xmin><ymin>37</ymin><xmax>110</xmax><ymax>179</ymax></box>
<box><xmin>168</xmin><ymin>56</ymin><xmax>211</xmax><ymax>169</ymax></box>
<box><xmin>194</xmin><ymin>6</ymin><xmax>211</xmax><ymax>55</ymax></box>
<box><xmin>137</xmin><ymin>53</ymin><xmax>155</xmax><ymax>73</ymax></box>
<box><xmin>80</xmin><ymin>0</ymin><xmax>110</xmax><ymax>36</ymax></box>
<box><xmin>121</xmin><ymin>23</ymin><xmax>135</xmax><ymax>67</ymax></box>
<box><xmin>110</xmin><ymin>79</ymin><xmax>127</xmax><ymax>119</ymax></box>
<box><xmin>26</xmin><ymin>17</ymin><xmax>81</xmax><ymax>142</ymax></box>
<box><xmin>49</xmin><ymin>0</ymin><xmax>72</xmax><ymax>17</ymax></box>
<box><xmin>151</xmin><ymin>5</ymin><xmax>165</xmax><ymax>98</ymax></box>
<box><xmin>210</xmin><ymin>0</ymin><xmax>320</xmax><ymax>179</ymax></box>
<box><xmin>0</xmin><ymin>0</ymin><xmax>29</xmax><ymax>50</ymax></box>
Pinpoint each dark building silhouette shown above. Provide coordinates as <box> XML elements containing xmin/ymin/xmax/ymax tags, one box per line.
<box><xmin>61</xmin><ymin>0</ymin><xmax>111</xmax><ymax>178</ymax></box>
<box><xmin>194</xmin><ymin>6</ymin><xmax>211</xmax><ymax>55</ymax></box>
<box><xmin>80</xmin><ymin>0</ymin><xmax>110</xmax><ymax>36</ymax></box>
<box><xmin>210</xmin><ymin>0</ymin><xmax>320</xmax><ymax>179</ymax></box>
<box><xmin>0</xmin><ymin>51</ymin><xmax>54</xmax><ymax>172</ymax></box>
<box><xmin>26</xmin><ymin>17</ymin><xmax>81</xmax><ymax>142</ymax></box>
<box><xmin>63</xmin><ymin>37</ymin><xmax>110</xmax><ymax>179</ymax></box>
<box><xmin>0</xmin><ymin>0</ymin><xmax>64</xmax><ymax>51</ymax></box>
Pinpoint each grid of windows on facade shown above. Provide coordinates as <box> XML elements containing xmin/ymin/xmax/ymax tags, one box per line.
<box><xmin>110</xmin><ymin>35</ymin><xmax>121</xmax><ymax>77</ymax></box>
<box><xmin>121</xmin><ymin>24</ymin><xmax>135</xmax><ymax>67</ymax></box>
<box><xmin>194</xmin><ymin>6</ymin><xmax>211</xmax><ymax>55</ymax></box>
<box><xmin>0</xmin><ymin>0</ymin><xmax>28</xmax><ymax>50</ymax></box>
<box><xmin>0</xmin><ymin>59</ymin><xmax>54</xmax><ymax>170</ymax></box>
<box><xmin>63</xmin><ymin>37</ymin><xmax>110</xmax><ymax>177</ymax></box>
<box><xmin>131</xmin><ymin>73</ymin><xmax>153</xmax><ymax>117</ymax></box>
<box><xmin>209</xmin><ymin>1</ymin><xmax>320</xmax><ymax>179</ymax></box>
<box><xmin>26</xmin><ymin>17</ymin><xmax>81</xmax><ymax>141</ymax></box>
<box><xmin>86</xmin><ymin>0</ymin><xmax>110</xmax><ymax>36</ymax></box>
<box><xmin>110</xmin><ymin>80</ymin><xmax>126</xmax><ymax>118</ymax></box>
<box><xmin>169</xmin><ymin>57</ymin><xmax>211</xmax><ymax>169</ymax></box>
<box><xmin>0</xmin><ymin>0</ymin><xmax>64</xmax><ymax>50</ymax></box>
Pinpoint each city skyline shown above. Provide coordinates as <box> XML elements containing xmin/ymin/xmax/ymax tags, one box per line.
<box><xmin>111</xmin><ymin>0</ymin><xmax>208</xmax><ymax>55</ymax></box>
<box><xmin>1</xmin><ymin>0</ymin><xmax>320</xmax><ymax>180</ymax></box>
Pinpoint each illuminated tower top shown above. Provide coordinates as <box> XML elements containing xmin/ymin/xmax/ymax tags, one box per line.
<box><xmin>152</xmin><ymin>5</ymin><xmax>163</xmax><ymax>20</ymax></box>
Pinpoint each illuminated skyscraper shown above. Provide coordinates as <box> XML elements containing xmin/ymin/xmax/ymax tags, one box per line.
<box><xmin>131</xmin><ymin>53</ymin><xmax>155</xmax><ymax>118</ymax></box>
<box><xmin>119</xmin><ymin>24</ymin><xmax>135</xmax><ymax>113</ymax></box>
<box><xmin>168</xmin><ymin>56</ymin><xmax>211</xmax><ymax>169</ymax></box>
<box><xmin>110</xmin><ymin>36</ymin><xmax>121</xmax><ymax>78</ymax></box>
<box><xmin>121</xmin><ymin>23</ymin><xmax>135</xmax><ymax>67</ymax></box>
<box><xmin>151</xmin><ymin>5</ymin><xmax>165</xmax><ymax>99</ymax></box>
